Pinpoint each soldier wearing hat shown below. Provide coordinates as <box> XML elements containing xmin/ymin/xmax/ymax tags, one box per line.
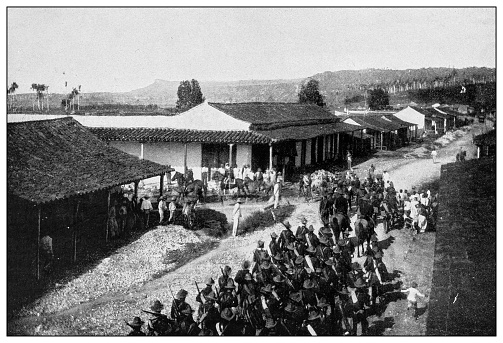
<box><xmin>234</xmin><ymin>260</ymin><xmax>251</xmax><ymax>285</ymax></box>
<box><xmin>217</xmin><ymin>308</ymin><xmax>241</xmax><ymax>335</ymax></box>
<box><xmin>305</xmin><ymin>225</ymin><xmax>319</xmax><ymax>250</ymax></box>
<box><xmin>278</xmin><ymin>220</ymin><xmax>295</xmax><ymax>251</ymax></box>
<box><xmin>269</xmin><ymin>231</ymin><xmax>280</xmax><ymax>257</ymax></box>
<box><xmin>196</xmin><ymin>277</ymin><xmax>216</xmax><ymax>316</ymax></box>
<box><xmin>252</xmin><ymin>240</ymin><xmax>269</xmax><ymax>274</ymax></box>
<box><xmin>171</xmin><ymin>289</ymin><xmax>192</xmax><ymax>322</ymax></box>
<box><xmin>126</xmin><ymin>316</ymin><xmax>146</xmax><ymax>336</ymax></box>
<box><xmin>145</xmin><ymin>299</ymin><xmax>173</xmax><ymax>336</ymax></box>
<box><xmin>295</xmin><ymin>217</ymin><xmax>309</xmax><ymax>241</ymax></box>
<box><xmin>218</xmin><ymin>265</ymin><xmax>233</xmax><ymax>290</ymax></box>
<box><xmin>219</xmin><ymin>278</ymin><xmax>238</xmax><ymax>311</ymax></box>
<box><xmin>168</xmin><ymin>196</ymin><xmax>177</xmax><ymax>224</ymax></box>
<box><xmin>237</xmin><ymin>272</ymin><xmax>258</xmax><ymax>310</ymax></box>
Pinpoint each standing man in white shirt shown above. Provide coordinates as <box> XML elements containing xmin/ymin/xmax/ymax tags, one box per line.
<box><xmin>141</xmin><ymin>195</ymin><xmax>153</xmax><ymax>228</ymax></box>
<box><xmin>232</xmin><ymin>198</ymin><xmax>243</xmax><ymax>237</ymax></box>
<box><xmin>273</xmin><ymin>178</ymin><xmax>281</xmax><ymax>209</ymax></box>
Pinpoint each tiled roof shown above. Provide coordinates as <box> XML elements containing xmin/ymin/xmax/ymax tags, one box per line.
<box><xmin>473</xmin><ymin>129</ymin><xmax>496</xmax><ymax>146</ymax></box>
<box><xmin>346</xmin><ymin>116</ymin><xmax>404</xmax><ymax>132</ymax></box>
<box><xmin>256</xmin><ymin>122</ymin><xmax>362</xmax><ymax>141</ymax></box>
<box><xmin>208</xmin><ymin>102</ymin><xmax>338</xmax><ymax>130</ymax></box>
<box><xmin>8</xmin><ymin>118</ymin><xmax>172</xmax><ymax>204</ymax></box>
<box><xmin>381</xmin><ymin>115</ymin><xmax>416</xmax><ymax>127</ymax></box>
<box><xmin>90</xmin><ymin>127</ymin><xmax>273</xmax><ymax>144</ymax></box>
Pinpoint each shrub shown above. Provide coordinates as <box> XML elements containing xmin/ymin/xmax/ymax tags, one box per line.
<box><xmin>195</xmin><ymin>208</ymin><xmax>228</xmax><ymax>237</ymax></box>
<box><xmin>239</xmin><ymin>205</ymin><xmax>295</xmax><ymax>235</ymax></box>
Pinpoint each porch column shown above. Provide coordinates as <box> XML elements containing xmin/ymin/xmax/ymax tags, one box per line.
<box><xmin>477</xmin><ymin>146</ymin><xmax>480</xmax><ymax>159</ymax></box>
<box><xmin>159</xmin><ymin>174</ymin><xmax>164</xmax><ymax>196</ymax></box>
<box><xmin>269</xmin><ymin>143</ymin><xmax>273</xmax><ymax>170</ymax></box>
<box><xmin>134</xmin><ymin>181</ymin><xmax>139</xmax><ymax>198</ymax></box>
<box><xmin>336</xmin><ymin>133</ymin><xmax>340</xmax><ymax>157</ymax></box>
<box><xmin>183</xmin><ymin>143</ymin><xmax>188</xmax><ymax>174</ymax></box>
<box><xmin>351</xmin><ymin>131</ymin><xmax>355</xmax><ymax>152</ymax></box>
<box><xmin>444</xmin><ymin>118</ymin><xmax>447</xmax><ymax>133</ymax></box>
<box><xmin>37</xmin><ymin>206</ymin><xmax>41</xmax><ymax>280</ymax></box>
<box><xmin>73</xmin><ymin>200</ymin><xmax>80</xmax><ymax>263</ymax></box>
<box><xmin>140</xmin><ymin>143</ymin><xmax>144</xmax><ymax>160</ymax></box>
<box><xmin>228</xmin><ymin>143</ymin><xmax>234</xmax><ymax>167</ymax></box>
<box><xmin>360</xmin><ymin>130</ymin><xmax>363</xmax><ymax>155</ymax></box>
<box><xmin>380</xmin><ymin>132</ymin><xmax>384</xmax><ymax>150</ymax></box>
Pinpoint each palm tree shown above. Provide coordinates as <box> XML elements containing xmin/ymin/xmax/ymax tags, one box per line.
<box><xmin>7</xmin><ymin>82</ymin><xmax>18</xmax><ymax>110</ymax></box>
<box><xmin>31</xmin><ymin>83</ymin><xmax>48</xmax><ymax>111</ymax></box>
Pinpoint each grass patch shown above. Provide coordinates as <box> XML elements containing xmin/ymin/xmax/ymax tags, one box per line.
<box><xmin>160</xmin><ymin>240</ymin><xmax>220</xmax><ymax>272</ymax></box>
<box><xmin>238</xmin><ymin>205</ymin><xmax>295</xmax><ymax>235</ymax></box>
<box><xmin>195</xmin><ymin>208</ymin><xmax>229</xmax><ymax>238</ymax></box>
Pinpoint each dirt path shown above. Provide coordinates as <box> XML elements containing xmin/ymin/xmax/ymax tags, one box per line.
<box><xmin>8</xmin><ymin>124</ymin><xmax>481</xmax><ymax>336</ymax></box>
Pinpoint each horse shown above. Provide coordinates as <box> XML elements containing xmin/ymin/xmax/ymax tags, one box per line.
<box><xmin>332</xmin><ymin>212</ymin><xmax>351</xmax><ymax>239</ymax></box>
<box><xmin>171</xmin><ymin>171</ymin><xmax>207</xmax><ymax>203</ymax></box>
<box><xmin>211</xmin><ymin>171</ymin><xmax>250</xmax><ymax>199</ymax></box>
<box><xmin>351</xmin><ymin>214</ymin><xmax>372</xmax><ymax>258</ymax></box>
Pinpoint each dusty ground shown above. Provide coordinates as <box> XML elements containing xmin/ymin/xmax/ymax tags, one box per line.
<box><xmin>7</xmin><ymin>123</ymin><xmax>482</xmax><ymax>336</ymax></box>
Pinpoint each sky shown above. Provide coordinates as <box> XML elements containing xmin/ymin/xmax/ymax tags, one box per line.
<box><xmin>7</xmin><ymin>7</ymin><xmax>496</xmax><ymax>94</ymax></box>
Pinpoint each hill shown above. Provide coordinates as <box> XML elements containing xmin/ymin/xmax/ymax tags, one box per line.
<box><xmin>8</xmin><ymin>67</ymin><xmax>495</xmax><ymax>112</ymax></box>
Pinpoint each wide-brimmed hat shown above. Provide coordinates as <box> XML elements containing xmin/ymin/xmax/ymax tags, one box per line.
<box><xmin>205</xmin><ymin>277</ymin><xmax>215</xmax><ymax>286</ymax></box>
<box><xmin>332</xmin><ymin>245</ymin><xmax>341</xmax><ymax>254</ymax></box>
<box><xmin>236</xmin><ymin>198</ymin><xmax>243</xmax><ymax>203</ymax></box>
<box><xmin>257</xmin><ymin>240</ymin><xmax>265</xmax><ymax>247</ymax></box>
<box><xmin>304</xmin><ymin>267</ymin><xmax>314</xmax><ymax>274</ymax></box>
<box><xmin>337</xmin><ymin>239</ymin><xmax>346</xmax><ymax>247</ymax></box>
<box><xmin>225</xmin><ymin>279</ymin><xmax>236</xmax><ymax>289</ymax></box>
<box><xmin>273</xmin><ymin>252</ymin><xmax>283</xmax><ymax>261</ymax></box>
<box><xmin>315</xmin><ymin>267</ymin><xmax>322</xmax><ymax>274</ymax></box>
<box><xmin>295</xmin><ymin>256</ymin><xmax>304</xmax><ymax>265</ymax></box>
<box><xmin>354</xmin><ymin>277</ymin><xmax>367</xmax><ymax>288</ymax></box>
<box><xmin>317</xmin><ymin>297</ymin><xmax>329</xmax><ymax>308</ymax></box>
<box><xmin>285</xmin><ymin>267</ymin><xmax>295</xmax><ymax>275</ymax></box>
<box><xmin>289</xmin><ymin>291</ymin><xmax>302</xmax><ymax>303</ymax></box>
<box><xmin>271</xmin><ymin>232</ymin><xmax>278</xmax><ymax>239</ymax></box>
<box><xmin>303</xmin><ymin>279</ymin><xmax>315</xmax><ymax>289</ymax></box>
<box><xmin>127</xmin><ymin>317</ymin><xmax>145</xmax><ymax>328</ymax></box>
<box><xmin>319</xmin><ymin>236</ymin><xmax>329</xmax><ymax>246</ymax></box>
<box><xmin>321</xmin><ymin>227</ymin><xmax>333</xmax><ymax>235</ymax></box>
<box><xmin>307</xmin><ymin>310</ymin><xmax>321</xmax><ymax>321</ymax></box>
<box><xmin>352</xmin><ymin>262</ymin><xmax>362</xmax><ymax>270</ymax></box>
<box><xmin>260</xmin><ymin>284</ymin><xmax>273</xmax><ymax>293</ymax></box>
<box><xmin>284</xmin><ymin>301</ymin><xmax>296</xmax><ymax>312</ymax></box>
<box><xmin>265</xmin><ymin>317</ymin><xmax>277</xmax><ymax>329</ymax></box>
<box><xmin>286</xmin><ymin>242</ymin><xmax>295</xmax><ymax>250</ymax></box>
<box><xmin>260</xmin><ymin>260</ymin><xmax>271</xmax><ymax>269</ymax></box>
<box><xmin>338</xmin><ymin>287</ymin><xmax>350</xmax><ymax>295</ymax></box>
<box><xmin>325</xmin><ymin>258</ymin><xmax>334</xmax><ymax>266</ymax></box>
<box><xmin>176</xmin><ymin>289</ymin><xmax>188</xmax><ymax>300</ymax></box>
<box><xmin>221</xmin><ymin>308</ymin><xmax>236</xmax><ymax>321</ymax></box>
<box><xmin>300</xmin><ymin>217</ymin><xmax>307</xmax><ymax>224</ymax></box>
<box><xmin>150</xmin><ymin>300</ymin><xmax>164</xmax><ymax>313</ymax></box>
<box><xmin>306</xmin><ymin>246</ymin><xmax>316</xmax><ymax>254</ymax></box>
<box><xmin>308</xmin><ymin>225</ymin><xmax>315</xmax><ymax>232</ymax></box>
<box><xmin>273</xmin><ymin>274</ymin><xmax>285</xmax><ymax>283</ymax></box>
<box><xmin>282</xmin><ymin>221</ymin><xmax>291</xmax><ymax>229</ymax></box>
<box><xmin>244</xmin><ymin>273</ymin><xmax>253</xmax><ymax>281</ymax></box>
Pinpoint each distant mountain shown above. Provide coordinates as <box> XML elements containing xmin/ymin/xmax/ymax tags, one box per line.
<box><xmin>9</xmin><ymin>67</ymin><xmax>495</xmax><ymax>111</ymax></box>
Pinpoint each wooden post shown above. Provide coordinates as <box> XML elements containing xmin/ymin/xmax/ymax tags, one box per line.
<box><xmin>184</xmin><ymin>143</ymin><xmax>188</xmax><ymax>174</ymax></box>
<box><xmin>336</xmin><ymin>133</ymin><xmax>340</xmax><ymax>158</ymax></box>
<box><xmin>106</xmin><ymin>191</ymin><xmax>110</xmax><ymax>242</ymax></box>
<box><xmin>351</xmin><ymin>131</ymin><xmax>355</xmax><ymax>153</ymax></box>
<box><xmin>380</xmin><ymin>132</ymin><xmax>384</xmax><ymax>150</ymax></box>
<box><xmin>477</xmin><ymin>146</ymin><xmax>480</xmax><ymax>159</ymax></box>
<box><xmin>134</xmin><ymin>180</ymin><xmax>139</xmax><ymax>197</ymax></box>
<box><xmin>229</xmin><ymin>144</ymin><xmax>234</xmax><ymax>167</ymax></box>
<box><xmin>140</xmin><ymin>143</ymin><xmax>144</xmax><ymax>160</ymax></box>
<box><xmin>37</xmin><ymin>206</ymin><xmax>41</xmax><ymax>281</ymax></box>
<box><xmin>159</xmin><ymin>174</ymin><xmax>164</xmax><ymax>197</ymax></box>
<box><xmin>269</xmin><ymin>143</ymin><xmax>273</xmax><ymax>170</ymax></box>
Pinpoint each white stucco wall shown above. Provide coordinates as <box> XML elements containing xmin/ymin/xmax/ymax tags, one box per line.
<box><xmin>236</xmin><ymin>144</ymin><xmax>252</xmax><ymax>167</ymax></box>
<box><xmin>394</xmin><ymin>106</ymin><xmax>425</xmax><ymax>130</ymax></box>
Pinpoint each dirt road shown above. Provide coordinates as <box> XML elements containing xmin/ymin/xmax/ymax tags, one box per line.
<box><xmin>8</xmin><ymin>124</ymin><xmax>481</xmax><ymax>335</ymax></box>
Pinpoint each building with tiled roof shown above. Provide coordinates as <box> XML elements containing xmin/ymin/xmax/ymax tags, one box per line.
<box><xmin>8</xmin><ymin>101</ymin><xmax>366</xmax><ymax>181</ymax></box>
